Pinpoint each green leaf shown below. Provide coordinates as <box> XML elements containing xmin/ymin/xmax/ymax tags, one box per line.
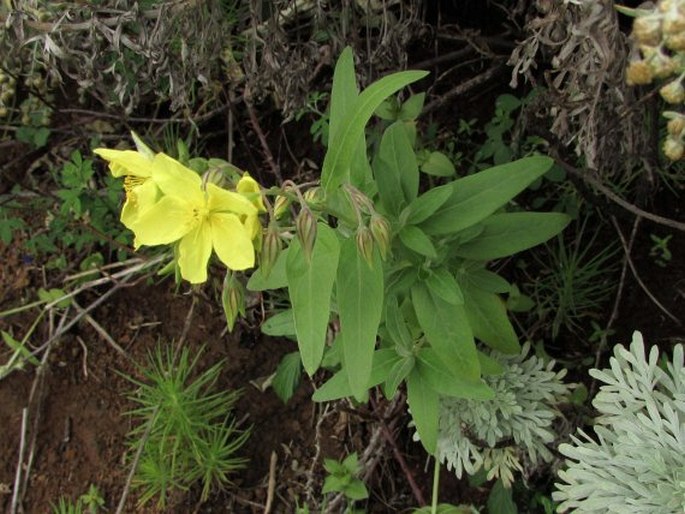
<box><xmin>407</xmin><ymin>368</ymin><xmax>439</xmax><ymax>454</ymax></box>
<box><xmin>286</xmin><ymin>224</ymin><xmax>340</xmax><ymax>375</ymax></box>
<box><xmin>420</xmin><ymin>156</ymin><xmax>553</xmax><ymax>235</ymax></box>
<box><xmin>328</xmin><ymin>47</ymin><xmax>359</xmax><ymax>143</ymax></box>
<box><xmin>373</xmin><ymin>121</ymin><xmax>419</xmax><ymax>215</ymax></box>
<box><xmin>261</xmin><ymin>310</ymin><xmax>296</xmax><ymax>338</ymax></box>
<box><xmin>343</xmin><ymin>479</ymin><xmax>369</xmax><ymax>500</ymax></box>
<box><xmin>487</xmin><ymin>479</ymin><xmax>518</xmax><ymax>514</ymax></box>
<box><xmin>384</xmin><ymin>296</ymin><xmax>413</xmax><ymax>353</ymax></box>
<box><xmin>404</xmin><ymin>183</ymin><xmax>453</xmax><ymax>225</ymax></box>
<box><xmin>416</xmin><ymin>349</ymin><xmax>494</xmax><ymax>400</ymax></box>
<box><xmin>337</xmin><ymin>238</ymin><xmax>384</xmax><ymax>401</ymax></box>
<box><xmin>272</xmin><ymin>351</ymin><xmax>302</xmax><ymax>403</ymax></box>
<box><xmin>37</xmin><ymin>288</ymin><xmax>71</xmax><ymax>308</ymax></box>
<box><xmin>478</xmin><ymin>351</ymin><xmax>505</xmax><ymax>376</ymax></box>
<box><xmin>454</xmin><ymin>212</ymin><xmax>570</xmax><ymax>260</ymax></box>
<box><xmin>411</xmin><ymin>281</ymin><xmax>480</xmax><ymax>382</ymax></box>
<box><xmin>384</xmin><ymin>355</ymin><xmax>415</xmax><ymax>398</ymax></box>
<box><xmin>321</xmin><ymin>65</ymin><xmax>428</xmax><ymax>192</ymax></box>
<box><xmin>464</xmin><ymin>268</ymin><xmax>511</xmax><ymax>294</ymax></box>
<box><xmin>312</xmin><ymin>347</ymin><xmax>397</xmax><ymax>402</ymax></box>
<box><xmin>399</xmin><ymin>225</ymin><xmax>437</xmax><ymax>258</ymax></box>
<box><xmin>421</xmin><ymin>151</ymin><xmax>455</xmax><ymax>177</ymax></box>
<box><xmin>462</xmin><ymin>284</ymin><xmax>519</xmax><ymax>354</ymax></box>
<box><xmin>247</xmin><ymin>247</ymin><xmax>289</xmax><ymax>291</ymax></box>
<box><xmin>2</xmin><ymin>331</ymin><xmax>40</xmax><ymax>366</ymax></box>
<box><xmin>426</xmin><ymin>267</ymin><xmax>464</xmax><ymax>305</ymax></box>
<box><xmin>399</xmin><ymin>92</ymin><xmax>425</xmax><ymax>120</ymax></box>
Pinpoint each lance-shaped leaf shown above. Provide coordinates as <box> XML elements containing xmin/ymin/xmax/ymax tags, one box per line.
<box><xmin>411</xmin><ymin>281</ymin><xmax>480</xmax><ymax>382</ymax></box>
<box><xmin>462</xmin><ymin>283</ymin><xmax>520</xmax><ymax>354</ymax></box>
<box><xmin>417</xmin><ymin>348</ymin><xmax>494</xmax><ymax>400</ymax></box>
<box><xmin>328</xmin><ymin>47</ymin><xmax>359</xmax><ymax>143</ymax></box>
<box><xmin>453</xmin><ymin>212</ymin><xmax>570</xmax><ymax>260</ymax></box>
<box><xmin>419</xmin><ymin>156</ymin><xmax>553</xmax><ymax>235</ymax></box>
<box><xmin>286</xmin><ymin>224</ymin><xmax>340</xmax><ymax>375</ymax></box>
<box><xmin>337</xmin><ymin>237</ymin><xmax>384</xmax><ymax>401</ymax></box>
<box><xmin>407</xmin><ymin>368</ymin><xmax>439</xmax><ymax>454</ymax></box>
<box><xmin>321</xmin><ymin>66</ymin><xmax>428</xmax><ymax>193</ymax></box>
<box><xmin>373</xmin><ymin>121</ymin><xmax>419</xmax><ymax>215</ymax></box>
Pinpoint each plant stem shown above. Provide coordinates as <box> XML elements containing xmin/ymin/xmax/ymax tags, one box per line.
<box><xmin>431</xmin><ymin>457</ymin><xmax>440</xmax><ymax>514</ymax></box>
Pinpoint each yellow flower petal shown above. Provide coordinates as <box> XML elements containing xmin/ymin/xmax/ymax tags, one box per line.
<box><xmin>120</xmin><ymin>179</ymin><xmax>160</xmax><ymax>228</ymax></box>
<box><xmin>206</xmin><ymin>183</ymin><xmax>257</xmax><ymax>217</ymax></box>
<box><xmin>150</xmin><ymin>153</ymin><xmax>203</xmax><ymax>201</ymax></box>
<box><xmin>93</xmin><ymin>149</ymin><xmax>153</xmax><ymax>178</ymax></box>
<box><xmin>178</xmin><ymin>222</ymin><xmax>213</xmax><ymax>284</ymax></box>
<box><xmin>236</xmin><ymin>173</ymin><xmax>266</xmax><ymax>212</ymax></box>
<box><xmin>131</xmin><ymin>196</ymin><xmax>194</xmax><ymax>246</ymax></box>
<box><xmin>210</xmin><ymin>213</ymin><xmax>255</xmax><ymax>270</ymax></box>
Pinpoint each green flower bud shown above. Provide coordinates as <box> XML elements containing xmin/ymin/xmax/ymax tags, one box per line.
<box><xmin>221</xmin><ymin>271</ymin><xmax>245</xmax><ymax>332</ymax></box>
<box><xmin>260</xmin><ymin>225</ymin><xmax>282</xmax><ymax>278</ymax></box>
<box><xmin>296</xmin><ymin>208</ymin><xmax>317</xmax><ymax>263</ymax></box>
<box><xmin>356</xmin><ymin>226</ymin><xmax>375</xmax><ymax>267</ymax></box>
<box><xmin>369</xmin><ymin>214</ymin><xmax>391</xmax><ymax>260</ymax></box>
<box><xmin>663</xmin><ymin>136</ymin><xmax>684</xmax><ymax>161</ymax></box>
<box><xmin>303</xmin><ymin>186</ymin><xmax>324</xmax><ymax>207</ymax></box>
<box><xmin>273</xmin><ymin>194</ymin><xmax>291</xmax><ymax>220</ymax></box>
<box><xmin>660</xmin><ymin>79</ymin><xmax>685</xmax><ymax>104</ymax></box>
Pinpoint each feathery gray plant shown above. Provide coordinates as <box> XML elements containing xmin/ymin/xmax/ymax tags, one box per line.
<box><xmin>554</xmin><ymin>331</ymin><xmax>685</xmax><ymax>513</ymax></box>
<box><xmin>435</xmin><ymin>343</ymin><xmax>571</xmax><ymax>487</ymax></box>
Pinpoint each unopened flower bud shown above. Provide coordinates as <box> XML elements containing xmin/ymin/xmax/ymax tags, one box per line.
<box><xmin>663</xmin><ymin>136</ymin><xmax>684</xmax><ymax>161</ymax></box>
<box><xmin>296</xmin><ymin>208</ymin><xmax>317</xmax><ymax>263</ymax></box>
<box><xmin>626</xmin><ymin>60</ymin><xmax>653</xmax><ymax>85</ymax></box>
<box><xmin>202</xmin><ymin>167</ymin><xmax>227</xmax><ymax>188</ymax></box>
<box><xmin>356</xmin><ymin>226</ymin><xmax>375</xmax><ymax>267</ymax></box>
<box><xmin>273</xmin><ymin>195</ymin><xmax>291</xmax><ymax>220</ymax></box>
<box><xmin>303</xmin><ymin>186</ymin><xmax>324</xmax><ymax>207</ymax></box>
<box><xmin>369</xmin><ymin>214</ymin><xmax>391</xmax><ymax>260</ymax></box>
<box><xmin>660</xmin><ymin>79</ymin><xmax>685</xmax><ymax>104</ymax></box>
<box><xmin>345</xmin><ymin>185</ymin><xmax>374</xmax><ymax>213</ymax></box>
<box><xmin>260</xmin><ymin>225</ymin><xmax>282</xmax><ymax>278</ymax></box>
<box><xmin>648</xmin><ymin>50</ymin><xmax>676</xmax><ymax>79</ymax></box>
<box><xmin>667</xmin><ymin>114</ymin><xmax>685</xmax><ymax>136</ymax></box>
<box><xmin>221</xmin><ymin>271</ymin><xmax>245</xmax><ymax>332</ymax></box>
<box><xmin>632</xmin><ymin>15</ymin><xmax>662</xmax><ymax>46</ymax></box>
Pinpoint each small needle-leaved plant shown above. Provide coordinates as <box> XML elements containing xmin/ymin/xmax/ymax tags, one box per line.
<box><xmin>553</xmin><ymin>331</ymin><xmax>685</xmax><ymax>513</ymax></box>
<box><xmin>123</xmin><ymin>345</ymin><xmax>249</xmax><ymax>508</ymax></box>
<box><xmin>422</xmin><ymin>342</ymin><xmax>571</xmax><ymax>487</ymax></box>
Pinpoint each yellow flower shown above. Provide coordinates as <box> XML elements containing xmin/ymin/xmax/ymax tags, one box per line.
<box><xmin>93</xmin><ymin>148</ymin><xmax>160</xmax><ymax>230</ymax></box>
<box><xmin>236</xmin><ymin>173</ymin><xmax>266</xmax><ymax>213</ymax></box>
<box><xmin>131</xmin><ymin>153</ymin><xmax>259</xmax><ymax>283</ymax></box>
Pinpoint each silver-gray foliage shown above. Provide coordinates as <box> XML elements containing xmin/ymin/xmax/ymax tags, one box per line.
<box><xmin>435</xmin><ymin>343</ymin><xmax>571</xmax><ymax>487</ymax></box>
<box><xmin>553</xmin><ymin>331</ymin><xmax>685</xmax><ymax>513</ymax></box>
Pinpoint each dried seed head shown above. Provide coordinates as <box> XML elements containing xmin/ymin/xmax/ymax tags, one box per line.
<box><xmin>667</xmin><ymin>114</ymin><xmax>685</xmax><ymax>136</ymax></box>
<box><xmin>660</xmin><ymin>79</ymin><xmax>685</xmax><ymax>103</ymax></box>
<box><xmin>626</xmin><ymin>60</ymin><xmax>654</xmax><ymax>85</ymax></box>
<box><xmin>632</xmin><ymin>15</ymin><xmax>662</xmax><ymax>46</ymax></box>
<box><xmin>663</xmin><ymin>136</ymin><xmax>685</xmax><ymax>160</ymax></box>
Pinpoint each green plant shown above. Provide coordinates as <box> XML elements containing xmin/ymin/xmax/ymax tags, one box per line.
<box><xmin>649</xmin><ymin>232</ymin><xmax>673</xmax><ymax>267</ymax></box>
<box><xmin>429</xmin><ymin>343</ymin><xmax>571</xmax><ymax>488</ymax></box>
<box><xmin>322</xmin><ymin>452</ymin><xmax>368</xmax><ymax>507</ymax></box>
<box><xmin>247</xmin><ymin>47</ymin><xmax>570</xmax><ymax>461</ymax></box>
<box><xmin>525</xmin><ymin>218</ymin><xmax>619</xmax><ymax>339</ymax></box>
<box><xmin>50</xmin><ymin>484</ymin><xmax>104</xmax><ymax>514</ymax></box>
<box><xmin>553</xmin><ymin>331</ymin><xmax>685</xmax><ymax>513</ymax></box>
<box><xmin>124</xmin><ymin>345</ymin><xmax>249</xmax><ymax>508</ymax></box>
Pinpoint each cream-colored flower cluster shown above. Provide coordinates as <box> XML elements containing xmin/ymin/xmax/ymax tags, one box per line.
<box><xmin>626</xmin><ymin>0</ymin><xmax>685</xmax><ymax>160</ymax></box>
<box><xmin>94</xmin><ymin>137</ymin><xmax>265</xmax><ymax>284</ymax></box>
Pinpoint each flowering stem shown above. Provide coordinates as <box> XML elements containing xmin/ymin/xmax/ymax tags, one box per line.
<box><xmin>431</xmin><ymin>457</ymin><xmax>440</xmax><ymax>514</ymax></box>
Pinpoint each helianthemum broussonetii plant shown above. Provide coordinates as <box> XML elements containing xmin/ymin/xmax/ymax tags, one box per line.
<box><xmin>94</xmin><ymin>136</ymin><xmax>265</xmax><ymax>284</ymax></box>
